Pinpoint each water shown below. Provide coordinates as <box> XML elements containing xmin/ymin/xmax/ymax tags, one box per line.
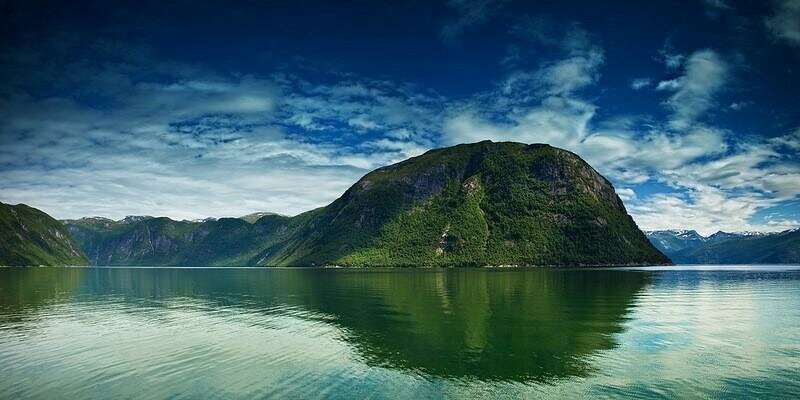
<box><xmin>0</xmin><ymin>266</ymin><xmax>798</xmax><ymax>399</ymax></box>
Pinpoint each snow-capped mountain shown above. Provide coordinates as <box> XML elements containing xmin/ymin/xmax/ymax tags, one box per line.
<box><xmin>644</xmin><ymin>229</ymin><xmax>800</xmax><ymax>264</ymax></box>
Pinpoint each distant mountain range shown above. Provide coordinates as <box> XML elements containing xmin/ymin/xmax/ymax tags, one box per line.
<box><xmin>2</xmin><ymin>141</ymin><xmax>669</xmax><ymax>266</ymax></box>
<box><xmin>62</xmin><ymin>214</ymin><xmax>299</xmax><ymax>266</ymax></box>
<box><xmin>238</xmin><ymin>211</ymin><xmax>282</xmax><ymax>224</ymax></box>
<box><xmin>645</xmin><ymin>229</ymin><xmax>800</xmax><ymax>264</ymax></box>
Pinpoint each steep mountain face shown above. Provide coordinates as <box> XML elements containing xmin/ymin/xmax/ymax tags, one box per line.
<box><xmin>65</xmin><ymin>214</ymin><xmax>300</xmax><ymax>266</ymax></box>
<box><xmin>645</xmin><ymin>230</ymin><xmax>706</xmax><ymax>253</ymax></box>
<box><xmin>0</xmin><ymin>202</ymin><xmax>88</xmax><ymax>266</ymax></box>
<box><xmin>64</xmin><ymin>141</ymin><xmax>668</xmax><ymax>267</ymax></box>
<box><xmin>256</xmin><ymin>141</ymin><xmax>668</xmax><ymax>266</ymax></box>
<box><xmin>645</xmin><ymin>229</ymin><xmax>800</xmax><ymax>264</ymax></box>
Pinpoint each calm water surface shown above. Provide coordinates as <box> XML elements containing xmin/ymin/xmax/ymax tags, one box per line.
<box><xmin>0</xmin><ymin>266</ymin><xmax>798</xmax><ymax>399</ymax></box>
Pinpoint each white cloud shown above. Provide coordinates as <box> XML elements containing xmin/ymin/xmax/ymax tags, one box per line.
<box><xmin>703</xmin><ymin>0</ymin><xmax>734</xmax><ymax>18</ymax></box>
<box><xmin>537</xmin><ymin>50</ymin><xmax>605</xmax><ymax>95</ymax></box>
<box><xmin>440</xmin><ymin>0</ymin><xmax>505</xmax><ymax>45</ymax></box>
<box><xmin>704</xmin><ymin>0</ymin><xmax>733</xmax><ymax>10</ymax></box>
<box><xmin>278</xmin><ymin>78</ymin><xmax>443</xmax><ymax>142</ymax></box>
<box><xmin>538</xmin><ymin>27</ymin><xmax>605</xmax><ymax>96</ymax></box>
<box><xmin>671</xmin><ymin>134</ymin><xmax>800</xmax><ymax>195</ymax></box>
<box><xmin>765</xmin><ymin>0</ymin><xmax>800</xmax><ymax>47</ymax></box>
<box><xmin>729</xmin><ymin>102</ymin><xmax>748</xmax><ymax>110</ymax></box>
<box><xmin>0</xmin><ymin>42</ymin><xmax>445</xmax><ymax>220</ymax></box>
<box><xmin>656</xmin><ymin>79</ymin><xmax>681</xmax><ymax>91</ymax></box>
<box><xmin>616</xmin><ymin>188</ymin><xmax>637</xmax><ymax>201</ymax></box>
<box><xmin>0</xmin><ymin>28</ymin><xmax>797</xmax><ymax>235</ymax></box>
<box><xmin>347</xmin><ymin>115</ymin><xmax>380</xmax><ymax>130</ymax></box>
<box><xmin>442</xmin><ymin>113</ymin><xmax>506</xmax><ymax>145</ymax></box>
<box><xmin>630</xmin><ymin>78</ymin><xmax>651</xmax><ymax>90</ymax></box>
<box><xmin>500</xmin><ymin>20</ymin><xmax>605</xmax><ymax>99</ymax></box>
<box><xmin>658</xmin><ymin>46</ymin><xmax>685</xmax><ymax>69</ymax></box>
<box><xmin>628</xmin><ymin>188</ymin><xmax>796</xmax><ymax>236</ymax></box>
<box><xmin>630</xmin><ymin>130</ymin><xmax>800</xmax><ymax>234</ymax></box>
<box><xmin>770</xmin><ymin>127</ymin><xmax>800</xmax><ymax>150</ymax></box>
<box><xmin>443</xmin><ymin>96</ymin><xmax>595</xmax><ymax>149</ymax></box>
<box><xmin>659</xmin><ymin>49</ymin><xmax>729</xmax><ymax>129</ymax></box>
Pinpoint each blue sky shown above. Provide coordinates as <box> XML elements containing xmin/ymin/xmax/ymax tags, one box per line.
<box><xmin>0</xmin><ymin>0</ymin><xmax>798</xmax><ymax>235</ymax></box>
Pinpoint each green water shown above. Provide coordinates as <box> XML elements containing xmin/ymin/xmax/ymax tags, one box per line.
<box><xmin>0</xmin><ymin>266</ymin><xmax>798</xmax><ymax>399</ymax></box>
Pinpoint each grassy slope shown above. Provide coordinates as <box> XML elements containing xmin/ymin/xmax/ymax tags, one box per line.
<box><xmin>0</xmin><ymin>202</ymin><xmax>88</xmax><ymax>266</ymax></box>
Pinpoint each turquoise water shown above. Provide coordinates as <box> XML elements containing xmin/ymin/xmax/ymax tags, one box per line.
<box><xmin>0</xmin><ymin>266</ymin><xmax>798</xmax><ymax>398</ymax></box>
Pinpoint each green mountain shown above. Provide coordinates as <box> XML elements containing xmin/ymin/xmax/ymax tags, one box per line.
<box><xmin>0</xmin><ymin>202</ymin><xmax>88</xmax><ymax>266</ymax></box>
<box><xmin>646</xmin><ymin>229</ymin><xmax>800</xmax><ymax>264</ymax></box>
<box><xmin>64</xmin><ymin>214</ymin><xmax>300</xmax><ymax>266</ymax></box>
<box><xmin>65</xmin><ymin>141</ymin><xmax>668</xmax><ymax>267</ymax></box>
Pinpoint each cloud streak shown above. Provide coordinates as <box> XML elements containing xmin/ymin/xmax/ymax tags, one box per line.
<box><xmin>765</xmin><ymin>0</ymin><xmax>800</xmax><ymax>47</ymax></box>
<box><xmin>440</xmin><ymin>0</ymin><xmax>506</xmax><ymax>45</ymax></box>
<box><xmin>659</xmin><ymin>50</ymin><xmax>729</xmax><ymax>129</ymax></box>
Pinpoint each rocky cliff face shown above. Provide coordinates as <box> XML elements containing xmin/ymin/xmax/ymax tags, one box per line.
<box><xmin>0</xmin><ymin>202</ymin><xmax>88</xmax><ymax>266</ymax></box>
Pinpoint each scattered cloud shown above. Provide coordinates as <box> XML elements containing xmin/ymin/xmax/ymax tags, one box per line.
<box><xmin>658</xmin><ymin>45</ymin><xmax>686</xmax><ymax>69</ymax></box>
<box><xmin>630</xmin><ymin>189</ymin><xmax>766</xmax><ymax>236</ymax></box>
<box><xmin>765</xmin><ymin>0</ymin><xmax>800</xmax><ymax>47</ymax></box>
<box><xmin>655</xmin><ymin>79</ymin><xmax>682</xmax><ymax>91</ymax></box>
<box><xmin>729</xmin><ymin>101</ymin><xmax>749</xmax><ymax>110</ymax></box>
<box><xmin>536</xmin><ymin>48</ymin><xmax>605</xmax><ymax>96</ymax></box>
<box><xmin>440</xmin><ymin>0</ymin><xmax>506</xmax><ymax>45</ymax></box>
<box><xmin>630</xmin><ymin>78</ymin><xmax>651</xmax><ymax>90</ymax></box>
<box><xmin>0</xmin><ymin>37</ymin><xmax>444</xmax><ymax>219</ymax></box>
<box><xmin>492</xmin><ymin>22</ymin><xmax>605</xmax><ymax>105</ymax></box>
<box><xmin>704</xmin><ymin>0</ymin><xmax>733</xmax><ymax>10</ymax></box>
<box><xmin>703</xmin><ymin>0</ymin><xmax>734</xmax><ymax>18</ymax></box>
<box><xmin>659</xmin><ymin>49</ymin><xmax>729</xmax><ymax>129</ymax></box>
<box><xmin>630</xmin><ymin>129</ymin><xmax>800</xmax><ymax>234</ymax></box>
<box><xmin>0</xmin><ymin>14</ymin><xmax>797</xmax><ymax>235</ymax></box>
<box><xmin>616</xmin><ymin>188</ymin><xmax>637</xmax><ymax>202</ymax></box>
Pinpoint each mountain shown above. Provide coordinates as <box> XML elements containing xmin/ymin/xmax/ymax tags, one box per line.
<box><xmin>64</xmin><ymin>214</ymin><xmax>300</xmax><ymax>266</ymax></box>
<box><xmin>238</xmin><ymin>211</ymin><xmax>281</xmax><ymax>224</ymax></box>
<box><xmin>645</xmin><ymin>229</ymin><xmax>800</xmax><ymax>264</ymax></box>
<box><xmin>64</xmin><ymin>141</ymin><xmax>668</xmax><ymax>267</ymax></box>
<box><xmin>705</xmin><ymin>230</ymin><xmax>767</xmax><ymax>244</ymax></box>
<box><xmin>256</xmin><ymin>141</ymin><xmax>669</xmax><ymax>266</ymax></box>
<box><xmin>0</xmin><ymin>202</ymin><xmax>88</xmax><ymax>266</ymax></box>
<box><xmin>645</xmin><ymin>230</ymin><xmax>706</xmax><ymax>253</ymax></box>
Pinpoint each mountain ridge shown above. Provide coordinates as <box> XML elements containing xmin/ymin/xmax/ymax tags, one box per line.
<box><xmin>0</xmin><ymin>202</ymin><xmax>89</xmax><ymax>266</ymax></box>
<box><xmin>63</xmin><ymin>141</ymin><xmax>669</xmax><ymax>267</ymax></box>
<box><xmin>645</xmin><ymin>229</ymin><xmax>800</xmax><ymax>264</ymax></box>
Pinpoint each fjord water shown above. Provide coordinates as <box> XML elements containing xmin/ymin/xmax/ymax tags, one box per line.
<box><xmin>0</xmin><ymin>267</ymin><xmax>798</xmax><ymax>398</ymax></box>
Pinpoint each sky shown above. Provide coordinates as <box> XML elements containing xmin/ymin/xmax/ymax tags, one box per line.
<box><xmin>0</xmin><ymin>0</ymin><xmax>799</xmax><ymax>235</ymax></box>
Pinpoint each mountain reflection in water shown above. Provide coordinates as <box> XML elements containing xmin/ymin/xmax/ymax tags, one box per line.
<box><xmin>2</xmin><ymin>267</ymin><xmax>798</xmax><ymax>399</ymax></box>
<box><xmin>0</xmin><ymin>268</ymin><xmax>646</xmax><ymax>383</ymax></box>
